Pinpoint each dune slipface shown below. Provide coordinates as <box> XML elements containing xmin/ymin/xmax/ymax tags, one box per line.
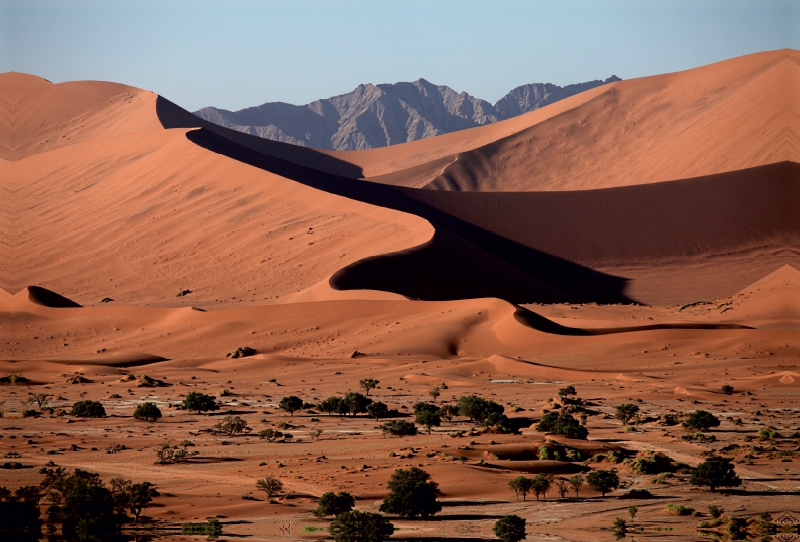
<box><xmin>1</xmin><ymin>52</ymin><xmax>800</xmax><ymax>540</ymax></box>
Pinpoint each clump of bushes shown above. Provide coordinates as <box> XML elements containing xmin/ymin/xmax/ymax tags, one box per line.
<box><xmin>665</xmin><ymin>504</ymin><xmax>694</xmax><ymax>516</ymax></box>
<box><xmin>536</xmin><ymin>412</ymin><xmax>588</xmax><ymax>439</ymax></box>
<box><xmin>625</xmin><ymin>450</ymin><xmax>675</xmax><ymax>475</ymax></box>
<box><xmin>69</xmin><ymin>400</ymin><xmax>105</xmax><ymax>418</ymax></box>
<box><xmin>381</xmin><ymin>420</ymin><xmax>417</xmax><ymax>437</ymax></box>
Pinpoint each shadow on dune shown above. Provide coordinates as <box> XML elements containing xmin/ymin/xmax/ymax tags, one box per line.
<box><xmin>27</xmin><ymin>286</ymin><xmax>82</xmax><ymax>308</ymax></box>
<box><xmin>167</xmin><ymin>97</ymin><xmax>800</xmax><ymax>305</ymax></box>
<box><xmin>180</xmin><ymin>127</ymin><xmax>632</xmax><ymax>304</ymax></box>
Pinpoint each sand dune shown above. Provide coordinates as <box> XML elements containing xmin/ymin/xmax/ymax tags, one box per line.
<box><xmin>0</xmin><ymin>74</ymin><xmax>433</xmax><ymax>304</ymax></box>
<box><xmin>359</xmin><ymin>49</ymin><xmax>800</xmax><ymax>190</ymax></box>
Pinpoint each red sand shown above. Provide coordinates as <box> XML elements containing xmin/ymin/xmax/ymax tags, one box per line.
<box><xmin>2</xmin><ymin>51</ymin><xmax>800</xmax><ymax>541</ymax></box>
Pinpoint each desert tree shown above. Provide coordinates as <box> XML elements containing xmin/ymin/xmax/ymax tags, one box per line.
<box><xmin>557</xmin><ymin>385</ymin><xmax>577</xmax><ymax>398</ymax></box>
<box><xmin>133</xmin><ymin>402</ymin><xmax>162</xmax><ymax>422</ymax></box>
<box><xmin>27</xmin><ymin>392</ymin><xmax>51</xmax><ymax>410</ymax></box>
<box><xmin>428</xmin><ymin>388</ymin><xmax>440</xmax><ymax>403</ymax></box>
<box><xmin>613</xmin><ymin>517</ymin><xmax>627</xmax><ymax>538</ymax></box>
<box><xmin>415</xmin><ymin>410</ymin><xmax>441</xmax><ymax>435</ymax></box>
<box><xmin>437</xmin><ymin>404</ymin><xmax>459</xmax><ymax>423</ymax></box>
<box><xmin>690</xmin><ymin>456</ymin><xmax>741</xmax><ymax>492</ymax></box>
<box><xmin>182</xmin><ymin>392</ymin><xmax>219</xmax><ymax>414</ymax></box>
<box><xmin>120</xmin><ymin>482</ymin><xmax>159</xmax><ymax>525</ymax></box>
<box><xmin>255</xmin><ymin>476</ymin><xmax>283</xmax><ymax>500</ymax></box>
<box><xmin>313</xmin><ymin>491</ymin><xmax>355</xmax><ymax>518</ymax></box>
<box><xmin>536</xmin><ymin>412</ymin><xmax>588</xmax><ymax>439</ymax></box>
<box><xmin>380</xmin><ymin>467</ymin><xmax>441</xmax><ymax>518</ymax></box>
<box><xmin>317</xmin><ymin>397</ymin><xmax>343</xmax><ymax>416</ymax></box>
<box><xmin>556</xmin><ymin>479</ymin><xmax>570</xmax><ymax>499</ymax></box>
<box><xmin>457</xmin><ymin>395</ymin><xmax>503</xmax><ymax>424</ymax></box>
<box><xmin>531</xmin><ymin>473</ymin><xmax>553</xmax><ymax>501</ymax></box>
<box><xmin>344</xmin><ymin>392</ymin><xmax>372</xmax><ymax>416</ymax></box>
<box><xmin>279</xmin><ymin>396</ymin><xmax>303</xmax><ymax>416</ymax></box>
<box><xmin>108</xmin><ymin>477</ymin><xmax>131</xmax><ymax>494</ymax></box>
<box><xmin>586</xmin><ymin>469</ymin><xmax>620</xmax><ymax>497</ymax></box>
<box><xmin>366</xmin><ymin>401</ymin><xmax>388</xmax><ymax>420</ymax></box>
<box><xmin>257</xmin><ymin>429</ymin><xmax>284</xmax><ymax>442</ymax></box>
<box><xmin>567</xmin><ymin>474</ymin><xmax>586</xmax><ymax>499</ymax></box>
<box><xmin>309</xmin><ymin>428</ymin><xmax>323</xmax><ymax>441</ymax></box>
<box><xmin>684</xmin><ymin>410</ymin><xmax>720</xmax><ymax>432</ymax></box>
<box><xmin>212</xmin><ymin>415</ymin><xmax>249</xmax><ymax>436</ymax></box>
<box><xmin>508</xmin><ymin>476</ymin><xmax>532</xmax><ymax>501</ymax></box>
<box><xmin>615</xmin><ymin>404</ymin><xmax>640</xmax><ymax>425</ymax></box>
<box><xmin>359</xmin><ymin>378</ymin><xmax>379</xmax><ymax>397</ymax></box>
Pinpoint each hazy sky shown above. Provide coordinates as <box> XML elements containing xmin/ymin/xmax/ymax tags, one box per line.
<box><xmin>2</xmin><ymin>0</ymin><xmax>798</xmax><ymax>111</ymax></box>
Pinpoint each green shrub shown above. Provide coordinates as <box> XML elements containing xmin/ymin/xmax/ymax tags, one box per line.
<box><xmin>494</xmin><ymin>514</ymin><xmax>527</xmax><ymax>542</ymax></box>
<box><xmin>69</xmin><ymin>400</ymin><xmax>105</xmax><ymax>418</ymax></box>
<box><xmin>665</xmin><ymin>504</ymin><xmax>694</xmax><ymax>516</ymax></box>
<box><xmin>683</xmin><ymin>410</ymin><xmax>720</xmax><ymax>431</ymax></box>
<box><xmin>536</xmin><ymin>412</ymin><xmax>588</xmax><ymax>439</ymax></box>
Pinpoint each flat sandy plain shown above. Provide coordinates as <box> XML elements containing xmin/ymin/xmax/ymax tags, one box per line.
<box><xmin>2</xmin><ymin>50</ymin><xmax>800</xmax><ymax>541</ymax></box>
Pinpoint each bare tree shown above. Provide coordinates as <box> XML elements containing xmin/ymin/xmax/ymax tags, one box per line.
<box><xmin>27</xmin><ymin>392</ymin><xmax>51</xmax><ymax>410</ymax></box>
<box><xmin>555</xmin><ymin>479</ymin><xmax>569</xmax><ymax>498</ymax></box>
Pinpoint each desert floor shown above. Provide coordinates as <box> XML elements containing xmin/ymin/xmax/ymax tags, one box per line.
<box><xmin>2</xmin><ymin>268</ymin><xmax>800</xmax><ymax>541</ymax></box>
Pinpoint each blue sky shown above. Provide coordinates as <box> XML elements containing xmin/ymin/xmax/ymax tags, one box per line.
<box><xmin>2</xmin><ymin>0</ymin><xmax>798</xmax><ymax>111</ymax></box>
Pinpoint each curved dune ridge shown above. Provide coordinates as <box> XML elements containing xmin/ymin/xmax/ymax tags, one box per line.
<box><xmin>1</xmin><ymin>50</ymin><xmax>800</xmax><ymax>308</ymax></box>
<box><xmin>0</xmin><ymin>72</ymin><xmax>432</xmax><ymax>305</ymax></box>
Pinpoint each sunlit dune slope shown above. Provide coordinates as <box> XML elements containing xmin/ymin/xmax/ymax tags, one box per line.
<box><xmin>337</xmin><ymin>49</ymin><xmax>800</xmax><ymax>190</ymax></box>
<box><xmin>0</xmin><ymin>73</ymin><xmax>432</xmax><ymax>305</ymax></box>
<box><xmin>0</xmin><ymin>72</ymin><xmax>164</xmax><ymax>161</ymax></box>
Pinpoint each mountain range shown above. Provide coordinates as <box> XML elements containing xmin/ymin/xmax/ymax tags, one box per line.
<box><xmin>193</xmin><ymin>76</ymin><xmax>621</xmax><ymax>150</ymax></box>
